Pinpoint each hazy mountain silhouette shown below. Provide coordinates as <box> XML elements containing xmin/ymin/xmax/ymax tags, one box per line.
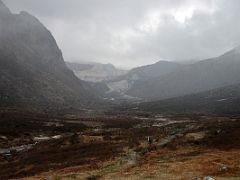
<box><xmin>126</xmin><ymin>48</ymin><xmax>240</xmax><ymax>100</ymax></box>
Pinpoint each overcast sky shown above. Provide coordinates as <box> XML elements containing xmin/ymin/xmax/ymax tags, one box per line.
<box><xmin>3</xmin><ymin>0</ymin><xmax>240</xmax><ymax>69</ymax></box>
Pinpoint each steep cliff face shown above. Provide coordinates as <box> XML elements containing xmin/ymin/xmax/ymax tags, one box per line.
<box><xmin>0</xmin><ymin>1</ymin><xmax>96</xmax><ymax>111</ymax></box>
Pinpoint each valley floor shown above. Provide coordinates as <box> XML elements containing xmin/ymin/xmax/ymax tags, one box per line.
<box><xmin>0</xmin><ymin>109</ymin><xmax>240</xmax><ymax>180</ymax></box>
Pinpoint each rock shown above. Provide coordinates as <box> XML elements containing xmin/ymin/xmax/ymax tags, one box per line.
<box><xmin>0</xmin><ymin>136</ymin><xmax>7</xmax><ymax>140</ymax></box>
<box><xmin>52</xmin><ymin>135</ymin><xmax>62</xmax><ymax>139</ymax></box>
<box><xmin>203</xmin><ymin>177</ymin><xmax>215</xmax><ymax>180</ymax></box>
<box><xmin>0</xmin><ymin>148</ymin><xmax>10</xmax><ymax>155</ymax></box>
<box><xmin>218</xmin><ymin>165</ymin><xmax>228</xmax><ymax>172</ymax></box>
<box><xmin>33</xmin><ymin>136</ymin><xmax>51</xmax><ymax>142</ymax></box>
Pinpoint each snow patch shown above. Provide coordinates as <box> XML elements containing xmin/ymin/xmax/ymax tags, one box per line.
<box><xmin>107</xmin><ymin>80</ymin><xmax>132</xmax><ymax>93</ymax></box>
<box><xmin>216</xmin><ymin>98</ymin><xmax>228</xmax><ymax>102</ymax></box>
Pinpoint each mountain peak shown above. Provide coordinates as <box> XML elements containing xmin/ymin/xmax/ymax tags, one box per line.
<box><xmin>0</xmin><ymin>0</ymin><xmax>11</xmax><ymax>14</ymax></box>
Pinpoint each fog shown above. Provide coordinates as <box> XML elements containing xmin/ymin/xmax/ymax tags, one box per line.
<box><xmin>3</xmin><ymin>0</ymin><xmax>240</xmax><ymax>68</ymax></box>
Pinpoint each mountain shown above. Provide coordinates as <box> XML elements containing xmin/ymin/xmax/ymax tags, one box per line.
<box><xmin>125</xmin><ymin>48</ymin><xmax>240</xmax><ymax>100</ymax></box>
<box><xmin>0</xmin><ymin>1</ymin><xmax>96</xmax><ymax>112</ymax></box>
<box><xmin>121</xmin><ymin>60</ymin><xmax>184</xmax><ymax>81</ymax></box>
<box><xmin>106</xmin><ymin>61</ymin><xmax>184</xmax><ymax>97</ymax></box>
<box><xmin>66</xmin><ymin>62</ymin><xmax>127</xmax><ymax>82</ymax></box>
<box><xmin>139</xmin><ymin>83</ymin><xmax>240</xmax><ymax>115</ymax></box>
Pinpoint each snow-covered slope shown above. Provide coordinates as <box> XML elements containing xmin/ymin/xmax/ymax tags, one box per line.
<box><xmin>67</xmin><ymin>62</ymin><xmax>128</xmax><ymax>82</ymax></box>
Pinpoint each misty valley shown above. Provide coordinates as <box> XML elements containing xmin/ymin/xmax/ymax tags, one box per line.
<box><xmin>1</xmin><ymin>1</ymin><xmax>240</xmax><ymax>180</ymax></box>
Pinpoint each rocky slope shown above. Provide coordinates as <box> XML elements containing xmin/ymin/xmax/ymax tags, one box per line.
<box><xmin>0</xmin><ymin>1</ymin><xmax>96</xmax><ymax>111</ymax></box>
<box><xmin>139</xmin><ymin>83</ymin><xmax>240</xmax><ymax>115</ymax></box>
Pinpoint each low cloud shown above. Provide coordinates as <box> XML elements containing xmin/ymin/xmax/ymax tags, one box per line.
<box><xmin>4</xmin><ymin>0</ymin><xmax>240</xmax><ymax>68</ymax></box>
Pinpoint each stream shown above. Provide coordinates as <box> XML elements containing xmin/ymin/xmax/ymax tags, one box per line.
<box><xmin>0</xmin><ymin>135</ymin><xmax>62</xmax><ymax>156</ymax></box>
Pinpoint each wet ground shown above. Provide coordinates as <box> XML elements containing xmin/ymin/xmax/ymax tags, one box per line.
<box><xmin>0</xmin><ymin>109</ymin><xmax>240</xmax><ymax>179</ymax></box>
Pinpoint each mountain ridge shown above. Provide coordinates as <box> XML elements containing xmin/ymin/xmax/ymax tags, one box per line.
<box><xmin>126</xmin><ymin>47</ymin><xmax>240</xmax><ymax>100</ymax></box>
<box><xmin>0</xmin><ymin>1</ymin><xmax>97</xmax><ymax>112</ymax></box>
